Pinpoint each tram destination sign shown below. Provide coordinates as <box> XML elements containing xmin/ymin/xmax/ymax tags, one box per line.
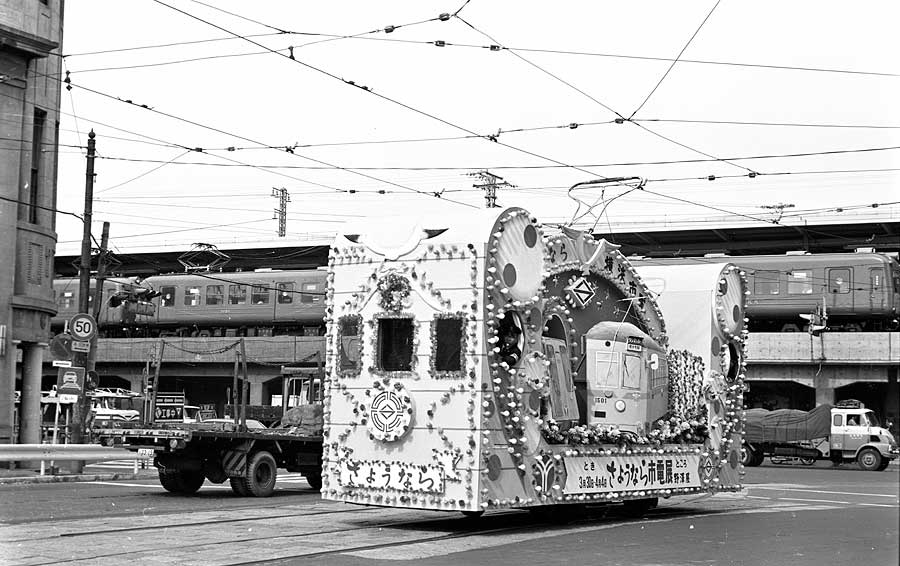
<box><xmin>563</xmin><ymin>453</ymin><xmax>704</xmax><ymax>495</ymax></box>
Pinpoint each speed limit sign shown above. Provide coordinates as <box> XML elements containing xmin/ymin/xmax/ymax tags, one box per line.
<box><xmin>69</xmin><ymin>313</ymin><xmax>97</xmax><ymax>341</ymax></box>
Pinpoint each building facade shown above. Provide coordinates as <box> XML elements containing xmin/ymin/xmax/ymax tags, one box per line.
<box><xmin>0</xmin><ymin>0</ymin><xmax>63</xmax><ymax>446</ymax></box>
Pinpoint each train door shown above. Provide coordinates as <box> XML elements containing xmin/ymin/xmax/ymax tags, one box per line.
<box><xmin>826</xmin><ymin>267</ymin><xmax>852</xmax><ymax>314</ymax></box>
<box><xmin>869</xmin><ymin>267</ymin><xmax>885</xmax><ymax>314</ymax></box>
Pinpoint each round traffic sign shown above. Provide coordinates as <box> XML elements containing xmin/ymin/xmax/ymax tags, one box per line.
<box><xmin>69</xmin><ymin>313</ymin><xmax>97</xmax><ymax>341</ymax></box>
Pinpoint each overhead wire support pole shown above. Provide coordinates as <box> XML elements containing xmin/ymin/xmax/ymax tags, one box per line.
<box><xmin>271</xmin><ymin>187</ymin><xmax>290</xmax><ymax>237</ymax></box>
<box><xmin>77</xmin><ymin>130</ymin><xmax>96</xmax><ymax>315</ymax></box>
<box><xmin>468</xmin><ymin>170</ymin><xmax>516</xmax><ymax>208</ymax></box>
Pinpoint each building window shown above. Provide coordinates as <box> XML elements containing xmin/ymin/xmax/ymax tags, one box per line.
<box><xmin>431</xmin><ymin>315</ymin><xmax>465</xmax><ymax>377</ymax></box>
<box><xmin>277</xmin><ymin>282</ymin><xmax>294</xmax><ymax>304</ymax></box>
<box><xmin>206</xmin><ymin>285</ymin><xmax>224</xmax><ymax>305</ymax></box>
<box><xmin>184</xmin><ymin>287</ymin><xmax>201</xmax><ymax>306</ymax></box>
<box><xmin>337</xmin><ymin>315</ymin><xmax>362</xmax><ymax>376</ymax></box>
<box><xmin>787</xmin><ymin>270</ymin><xmax>813</xmax><ymax>295</ymax></box>
<box><xmin>160</xmin><ymin>286</ymin><xmax>176</xmax><ymax>307</ymax></box>
<box><xmin>229</xmin><ymin>284</ymin><xmax>247</xmax><ymax>304</ymax></box>
<box><xmin>753</xmin><ymin>271</ymin><xmax>780</xmax><ymax>295</ymax></box>
<box><xmin>27</xmin><ymin>109</ymin><xmax>46</xmax><ymax>224</ymax></box>
<box><xmin>378</xmin><ymin>317</ymin><xmax>414</xmax><ymax>372</ymax></box>
<box><xmin>251</xmin><ymin>285</ymin><xmax>270</xmax><ymax>305</ymax></box>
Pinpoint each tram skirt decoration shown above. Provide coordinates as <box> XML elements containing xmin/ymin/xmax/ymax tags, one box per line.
<box><xmin>321</xmin><ymin>207</ymin><xmax>745</xmax><ymax>512</ymax></box>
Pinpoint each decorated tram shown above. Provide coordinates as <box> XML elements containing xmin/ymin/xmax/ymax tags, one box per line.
<box><xmin>320</xmin><ymin>207</ymin><xmax>747</xmax><ymax>515</ymax></box>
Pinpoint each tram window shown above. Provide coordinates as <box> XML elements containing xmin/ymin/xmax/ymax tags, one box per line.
<box><xmin>251</xmin><ymin>285</ymin><xmax>270</xmax><ymax>305</ymax></box>
<box><xmin>753</xmin><ymin>271</ymin><xmax>780</xmax><ymax>295</ymax></box>
<box><xmin>338</xmin><ymin>315</ymin><xmax>361</xmax><ymax>373</ymax></box>
<box><xmin>300</xmin><ymin>282</ymin><xmax>320</xmax><ymax>303</ymax></box>
<box><xmin>277</xmin><ymin>282</ymin><xmax>294</xmax><ymax>304</ymax></box>
<box><xmin>432</xmin><ymin>316</ymin><xmax>464</xmax><ymax>374</ymax></box>
<box><xmin>623</xmin><ymin>354</ymin><xmax>641</xmax><ymax>389</ymax></box>
<box><xmin>595</xmin><ymin>352</ymin><xmax>620</xmax><ymax>387</ymax></box>
<box><xmin>184</xmin><ymin>287</ymin><xmax>201</xmax><ymax>306</ymax></box>
<box><xmin>229</xmin><ymin>284</ymin><xmax>248</xmax><ymax>305</ymax></box>
<box><xmin>160</xmin><ymin>286</ymin><xmax>176</xmax><ymax>307</ymax></box>
<box><xmin>787</xmin><ymin>270</ymin><xmax>813</xmax><ymax>295</ymax></box>
<box><xmin>828</xmin><ymin>268</ymin><xmax>851</xmax><ymax>294</ymax></box>
<box><xmin>206</xmin><ymin>285</ymin><xmax>224</xmax><ymax>305</ymax></box>
<box><xmin>378</xmin><ymin>317</ymin><xmax>414</xmax><ymax>372</ymax></box>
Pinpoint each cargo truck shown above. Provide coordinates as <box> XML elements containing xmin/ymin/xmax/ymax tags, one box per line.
<box><xmin>742</xmin><ymin>399</ymin><xmax>898</xmax><ymax>471</ymax></box>
<box><xmin>95</xmin><ymin>369</ymin><xmax>324</xmax><ymax>496</ymax></box>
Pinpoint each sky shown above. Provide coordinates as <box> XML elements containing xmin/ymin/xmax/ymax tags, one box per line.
<box><xmin>52</xmin><ymin>0</ymin><xmax>900</xmax><ymax>256</ymax></box>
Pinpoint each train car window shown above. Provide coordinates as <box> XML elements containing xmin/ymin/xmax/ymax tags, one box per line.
<box><xmin>251</xmin><ymin>285</ymin><xmax>270</xmax><ymax>305</ymax></box>
<box><xmin>277</xmin><ymin>282</ymin><xmax>294</xmax><ymax>304</ymax></box>
<box><xmin>338</xmin><ymin>315</ymin><xmax>362</xmax><ymax>375</ymax></box>
<box><xmin>300</xmin><ymin>282</ymin><xmax>320</xmax><ymax>304</ymax></box>
<box><xmin>160</xmin><ymin>286</ymin><xmax>176</xmax><ymax>307</ymax></box>
<box><xmin>828</xmin><ymin>268</ymin><xmax>851</xmax><ymax>294</ymax></box>
<box><xmin>377</xmin><ymin>317</ymin><xmax>414</xmax><ymax>372</ymax></box>
<box><xmin>753</xmin><ymin>271</ymin><xmax>780</xmax><ymax>295</ymax></box>
<box><xmin>787</xmin><ymin>270</ymin><xmax>813</xmax><ymax>294</ymax></box>
<box><xmin>184</xmin><ymin>287</ymin><xmax>201</xmax><ymax>306</ymax></box>
<box><xmin>594</xmin><ymin>351</ymin><xmax>620</xmax><ymax>387</ymax></box>
<box><xmin>228</xmin><ymin>284</ymin><xmax>248</xmax><ymax>305</ymax></box>
<box><xmin>431</xmin><ymin>316</ymin><xmax>464</xmax><ymax>375</ymax></box>
<box><xmin>206</xmin><ymin>285</ymin><xmax>224</xmax><ymax>305</ymax></box>
<box><xmin>622</xmin><ymin>354</ymin><xmax>641</xmax><ymax>389</ymax></box>
<box><xmin>58</xmin><ymin>290</ymin><xmax>75</xmax><ymax>309</ymax></box>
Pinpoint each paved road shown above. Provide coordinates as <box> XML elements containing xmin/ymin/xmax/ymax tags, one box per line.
<box><xmin>1</xmin><ymin>464</ymin><xmax>896</xmax><ymax>565</ymax></box>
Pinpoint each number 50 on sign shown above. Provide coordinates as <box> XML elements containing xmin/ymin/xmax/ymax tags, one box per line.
<box><xmin>69</xmin><ymin>313</ymin><xmax>97</xmax><ymax>341</ymax></box>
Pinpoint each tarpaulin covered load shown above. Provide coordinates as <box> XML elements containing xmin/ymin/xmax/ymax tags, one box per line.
<box><xmin>744</xmin><ymin>404</ymin><xmax>832</xmax><ymax>443</ymax></box>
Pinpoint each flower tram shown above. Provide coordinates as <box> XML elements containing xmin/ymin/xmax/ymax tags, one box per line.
<box><xmin>320</xmin><ymin>207</ymin><xmax>748</xmax><ymax>516</ymax></box>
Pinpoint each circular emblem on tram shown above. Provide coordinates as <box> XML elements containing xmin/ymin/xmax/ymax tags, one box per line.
<box><xmin>368</xmin><ymin>386</ymin><xmax>412</xmax><ymax>442</ymax></box>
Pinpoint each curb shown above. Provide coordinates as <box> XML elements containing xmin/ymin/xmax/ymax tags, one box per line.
<box><xmin>0</xmin><ymin>471</ymin><xmax>156</xmax><ymax>485</ymax></box>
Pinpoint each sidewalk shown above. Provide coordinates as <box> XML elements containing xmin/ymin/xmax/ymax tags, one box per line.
<box><xmin>0</xmin><ymin>463</ymin><xmax>157</xmax><ymax>485</ymax></box>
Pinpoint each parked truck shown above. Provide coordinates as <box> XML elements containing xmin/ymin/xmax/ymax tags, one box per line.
<box><xmin>95</xmin><ymin>369</ymin><xmax>324</xmax><ymax>496</ymax></box>
<box><xmin>742</xmin><ymin>399</ymin><xmax>898</xmax><ymax>471</ymax></box>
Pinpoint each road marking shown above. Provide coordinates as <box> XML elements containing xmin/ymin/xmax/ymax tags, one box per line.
<box><xmin>777</xmin><ymin>497</ymin><xmax>896</xmax><ymax>508</ymax></box>
<box><xmin>752</xmin><ymin>487</ymin><xmax>897</xmax><ymax>499</ymax></box>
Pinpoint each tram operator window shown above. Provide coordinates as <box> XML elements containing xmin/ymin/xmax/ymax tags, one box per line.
<box><xmin>378</xmin><ymin>317</ymin><xmax>414</xmax><ymax>371</ymax></box>
<box><xmin>338</xmin><ymin>315</ymin><xmax>362</xmax><ymax>375</ymax></box>
<box><xmin>160</xmin><ymin>286</ymin><xmax>176</xmax><ymax>307</ymax></box>
<box><xmin>595</xmin><ymin>352</ymin><xmax>620</xmax><ymax>387</ymax></box>
<box><xmin>622</xmin><ymin>354</ymin><xmax>641</xmax><ymax>389</ymax></box>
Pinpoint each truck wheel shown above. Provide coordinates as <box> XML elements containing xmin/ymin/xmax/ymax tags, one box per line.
<box><xmin>876</xmin><ymin>459</ymin><xmax>890</xmax><ymax>471</ymax></box>
<box><xmin>159</xmin><ymin>469</ymin><xmax>183</xmax><ymax>493</ymax></box>
<box><xmin>742</xmin><ymin>444</ymin><xmax>763</xmax><ymax>467</ymax></box>
<box><xmin>245</xmin><ymin>451</ymin><xmax>277</xmax><ymax>497</ymax></box>
<box><xmin>304</xmin><ymin>470</ymin><xmax>322</xmax><ymax>491</ymax></box>
<box><xmin>230</xmin><ymin>477</ymin><xmax>250</xmax><ymax>496</ymax></box>
<box><xmin>857</xmin><ymin>448</ymin><xmax>883</xmax><ymax>471</ymax></box>
<box><xmin>178</xmin><ymin>470</ymin><xmax>205</xmax><ymax>494</ymax></box>
<box><xmin>621</xmin><ymin>497</ymin><xmax>658</xmax><ymax>518</ymax></box>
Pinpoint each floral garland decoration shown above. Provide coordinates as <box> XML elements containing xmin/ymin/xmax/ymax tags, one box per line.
<box><xmin>540</xmin><ymin>415</ymin><xmax>709</xmax><ymax>447</ymax></box>
<box><xmin>377</xmin><ymin>272</ymin><xmax>412</xmax><ymax>312</ymax></box>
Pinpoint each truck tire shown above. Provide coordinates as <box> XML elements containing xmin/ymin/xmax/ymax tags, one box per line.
<box><xmin>158</xmin><ymin>469</ymin><xmax>205</xmax><ymax>494</ymax></box>
<box><xmin>304</xmin><ymin>470</ymin><xmax>322</xmax><ymax>491</ymax></box>
<box><xmin>245</xmin><ymin>450</ymin><xmax>277</xmax><ymax>497</ymax></box>
<box><xmin>159</xmin><ymin>469</ymin><xmax>183</xmax><ymax>493</ymax></box>
<box><xmin>742</xmin><ymin>444</ymin><xmax>764</xmax><ymax>467</ymax></box>
<box><xmin>230</xmin><ymin>477</ymin><xmax>250</xmax><ymax>496</ymax></box>
<box><xmin>857</xmin><ymin>448</ymin><xmax>883</xmax><ymax>471</ymax></box>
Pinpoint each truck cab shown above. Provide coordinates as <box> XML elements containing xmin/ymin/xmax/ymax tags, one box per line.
<box><xmin>828</xmin><ymin>400</ymin><xmax>898</xmax><ymax>470</ymax></box>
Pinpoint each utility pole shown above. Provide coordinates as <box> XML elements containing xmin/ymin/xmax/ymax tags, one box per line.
<box><xmin>70</xmin><ymin>130</ymin><xmax>95</xmax><ymax>465</ymax></box>
<box><xmin>88</xmin><ymin>222</ymin><xmax>110</xmax><ymax>381</ymax></box>
<box><xmin>467</xmin><ymin>170</ymin><xmax>515</xmax><ymax>208</ymax></box>
<box><xmin>271</xmin><ymin>187</ymin><xmax>290</xmax><ymax>237</ymax></box>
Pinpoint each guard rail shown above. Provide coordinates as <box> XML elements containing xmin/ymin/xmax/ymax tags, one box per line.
<box><xmin>0</xmin><ymin>444</ymin><xmax>152</xmax><ymax>476</ymax></box>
